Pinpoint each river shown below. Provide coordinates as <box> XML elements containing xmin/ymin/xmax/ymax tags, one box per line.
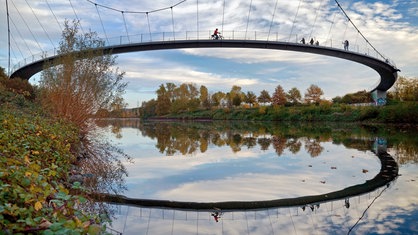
<box><xmin>93</xmin><ymin>119</ymin><xmax>417</xmax><ymax>235</ymax></box>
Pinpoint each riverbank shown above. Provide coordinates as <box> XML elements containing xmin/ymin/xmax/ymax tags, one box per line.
<box><xmin>146</xmin><ymin>102</ymin><xmax>418</xmax><ymax>123</ymax></box>
<box><xmin>0</xmin><ymin>88</ymin><xmax>103</xmax><ymax>233</ymax></box>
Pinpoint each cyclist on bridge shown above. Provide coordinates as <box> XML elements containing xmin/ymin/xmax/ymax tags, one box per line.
<box><xmin>212</xmin><ymin>28</ymin><xmax>220</xmax><ymax>40</ymax></box>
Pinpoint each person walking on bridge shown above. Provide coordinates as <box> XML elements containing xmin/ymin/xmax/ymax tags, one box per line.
<box><xmin>344</xmin><ymin>40</ymin><xmax>349</xmax><ymax>50</ymax></box>
<box><xmin>310</xmin><ymin>38</ymin><xmax>314</xmax><ymax>45</ymax></box>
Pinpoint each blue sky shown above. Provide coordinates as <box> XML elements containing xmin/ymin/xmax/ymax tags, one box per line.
<box><xmin>1</xmin><ymin>0</ymin><xmax>417</xmax><ymax>108</ymax></box>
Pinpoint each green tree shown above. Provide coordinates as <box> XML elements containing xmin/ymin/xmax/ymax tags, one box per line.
<box><xmin>166</xmin><ymin>82</ymin><xmax>177</xmax><ymax>102</ymax></box>
<box><xmin>338</xmin><ymin>90</ymin><xmax>372</xmax><ymax>104</ymax></box>
<box><xmin>304</xmin><ymin>84</ymin><xmax>324</xmax><ymax>104</ymax></box>
<box><xmin>200</xmin><ymin>85</ymin><xmax>211</xmax><ymax>109</ymax></box>
<box><xmin>168</xmin><ymin>83</ymin><xmax>201</xmax><ymax>113</ymax></box>
<box><xmin>140</xmin><ymin>99</ymin><xmax>157</xmax><ymax>117</ymax></box>
<box><xmin>286</xmin><ymin>87</ymin><xmax>301</xmax><ymax>104</ymax></box>
<box><xmin>0</xmin><ymin>66</ymin><xmax>7</xmax><ymax>82</ymax></box>
<box><xmin>232</xmin><ymin>94</ymin><xmax>242</xmax><ymax>107</ymax></box>
<box><xmin>211</xmin><ymin>91</ymin><xmax>226</xmax><ymax>107</ymax></box>
<box><xmin>272</xmin><ymin>85</ymin><xmax>287</xmax><ymax>106</ymax></box>
<box><xmin>39</xmin><ymin>20</ymin><xmax>126</xmax><ymax>131</ymax></box>
<box><xmin>244</xmin><ymin>91</ymin><xmax>257</xmax><ymax>107</ymax></box>
<box><xmin>229</xmin><ymin>85</ymin><xmax>244</xmax><ymax>107</ymax></box>
<box><xmin>258</xmin><ymin>89</ymin><xmax>271</xmax><ymax>105</ymax></box>
<box><xmin>156</xmin><ymin>84</ymin><xmax>171</xmax><ymax>115</ymax></box>
<box><xmin>391</xmin><ymin>76</ymin><xmax>418</xmax><ymax>101</ymax></box>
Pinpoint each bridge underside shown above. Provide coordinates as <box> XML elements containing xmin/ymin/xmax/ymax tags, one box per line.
<box><xmin>11</xmin><ymin>40</ymin><xmax>399</xmax><ymax>99</ymax></box>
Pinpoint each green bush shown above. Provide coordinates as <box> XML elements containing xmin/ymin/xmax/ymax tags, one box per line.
<box><xmin>358</xmin><ymin>107</ymin><xmax>379</xmax><ymax>121</ymax></box>
<box><xmin>1</xmin><ymin>77</ymin><xmax>35</xmax><ymax>100</ymax></box>
<box><xmin>0</xmin><ymin>90</ymin><xmax>107</xmax><ymax>233</ymax></box>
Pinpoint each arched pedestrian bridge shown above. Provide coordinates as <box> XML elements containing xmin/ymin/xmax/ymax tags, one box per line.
<box><xmin>6</xmin><ymin>0</ymin><xmax>400</xmax><ymax>102</ymax></box>
<box><xmin>10</xmin><ymin>37</ymin><xmax>400</xmax><ymax>95</ymax></box>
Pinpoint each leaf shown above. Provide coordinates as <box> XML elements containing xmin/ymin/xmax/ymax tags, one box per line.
<box><xmin>88</xmin><ymin>224</ymin><xmax>102</xmax><ymax>235</ymax></box>
<box><xmin>34</xmin><ymin>201</ymin><xmax>43</xmax><ymax>211</ymax></box>
<box><xmin>39</xmin><ymin>218</ymin><xmax>52</xmax><ymax>229</ymax></box>
<box><xmin>24</xmin><ymin>155</ymin><xmax>30</xmax><ymax>164</ymax></box>
<box><xmin>72</xmin><ymin>181</ymin><xmax>81</xmax><ymax>189</ymax></box>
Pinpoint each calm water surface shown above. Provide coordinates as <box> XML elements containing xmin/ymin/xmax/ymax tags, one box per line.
<box><xmin>94</xmin><ymin>119</ymin><xmax>417</xmax><ymax>235</ymax></box>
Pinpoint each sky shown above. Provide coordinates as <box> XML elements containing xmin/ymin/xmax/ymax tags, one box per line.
<box><xmin>1</xmin><ymin>0</ymin><xmax>417</xmax><ymax>108</ymax></box>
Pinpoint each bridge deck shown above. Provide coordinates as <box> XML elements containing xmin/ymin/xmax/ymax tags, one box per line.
<box><xmin>11</xmin><ymin>40</ymin><xmax>399</xmax><ymax>92</ymax></box>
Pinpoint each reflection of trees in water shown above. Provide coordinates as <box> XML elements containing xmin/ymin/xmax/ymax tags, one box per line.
<box><xmin>75</xmin><ymin>136</ymin><xmax>130</xmax><ymax>194</ymax></box>
<box><xmin>70</xmin><ymin>131</ymin><xmax>132</xmax><ymax>220</ymax></box>
<box><xmin>304</xmin><ymin>138</ymin><xmax>324</xmax><ymax>157</ymax></box>
<box><xmin>95</xmin><ymin>119</ymin><xmax>417</xmax><ymax>161</ymax></box>
<box><xmin>257</xmin><ymin>137</ymin><xmax>271</xmax><ymax>150</ymax></box>
<box><xmin>393</xmin><ymin>142</ymin><xmax>418</xmax><ymax>164</ymax></box>
<box><xmin>272</xmin><ymin>136</ymin><xmax>287</xmax><ymax>156</ymax></box>
<box><xmin>286</xmin><ymin>138</ymin><xmax>302</xmax><ymax>154</ymax></box>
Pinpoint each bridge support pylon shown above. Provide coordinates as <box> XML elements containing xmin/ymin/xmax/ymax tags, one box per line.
<box><xmin>371</xmin><ymin>90</ymin><xmax>387</xmax><ymax>106</ymax></box>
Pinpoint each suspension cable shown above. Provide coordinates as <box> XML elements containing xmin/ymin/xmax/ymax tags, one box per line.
<box><xmin>94</xmin><ymin>4</ymin><xmax>109</xmax><ymax>45</ymax></box>
<box><xmin>171</xmin><ymin>7</ymin><xmax>176</xmax><ymax>40</ymax></box>
<box><xmin>10</xmin><ymin>34</ymin><xmax>25</xmax><ymax>60</ymax></box>
<box><xmin>326</xmin><ymin>11</ymin><xmax>337</xmax><ymax>45</ymax></box>
<box><xmin>45</xmin><ymin>0</ymin><xmax>62</xmax><ymax>31</ymax></box>
<box><xmin>348</xmin><ymin>187</ymin><xmax>389</xmax><ymax>234</ymax></box>
<box><xmin>288</xmin><ymin>0</ymin><xmax>304</xmax><ymax>42</ymax></box>
<box><xmin>9</xmin><ymin>16</ymin><xmax>33</xmax><ymax>55</ymax></box>
<box><xmin>245</xmin><ymin>0</ymin><xmax>253</xmax><ymax>40</ymax></box>
<box><xmin>146</xmin><ymin>13</ymin><xmax>152</xmax><ymax>41</ymax></box>
<box><xmin>221</xmin><ymin>0</ymin><xmax>225</xmax><ymax>33</ymax></box>
<box><xmin>267</xmin><ymin>0</ymin><xmax>279</xmax><ymax>41</ymax></box>
<box><xmin>6</xmin><ymin>0</ymin><xmax>11</xmax><ymax>75</ymax></box>
<box><xmin>342</xmin><ymin>18</ymin><xmax>349</xmax><ymax>43</ymax></box>
<box><xmin>85</xmin><ymin>0</ymin><xmax>186</xmax><ymax>14</ymax></box>
<box><xmin>309</xmin><ymin>0</ymin><xmax>325</xmax><ymax>40</ymax></box>
<box><xmin>10</xmin><ymin>0</ymin><xmax>43</xmax><ymax>51</ymax></box>
<box><xmin>196</xmin><ymin>0</ymin><xmax>199</xmax><ymax>35</ymax></box>
<box><xmin>121</xmin><ymin>12</ymin><xmax>130</xmax><ymax>43</ymax></box>
<box><xmin>25</xmin><ymin>0</ymin><xmax>56</xmax><ymax>48</ymax></box>
<box><xmin>69</xmin><ymin>0</ymin><xmax>84</xmax><ymax>34</ymax></box>
<box><xmin>334</xmin><ymin>0</ymin><xmax>386</xmax><ymax>60</ymax></box>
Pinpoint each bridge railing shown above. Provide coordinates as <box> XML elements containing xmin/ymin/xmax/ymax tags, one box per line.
<box><xmin>11</xmin><ymin>30</ymin><xmax>394</xmax><ymax>77</ymax></box>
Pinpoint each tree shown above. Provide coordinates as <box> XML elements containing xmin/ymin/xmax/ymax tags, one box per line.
<box><xmin>391</xmin><ymin>76</ymin><xmax>418</xmax><ymax>101</ymax></box>
<box><xmin>258</xmin><ymin>90</ymin><xmax>271</xmax><ymax>105</ymax></box>
<box><xmin>156</xmin><ymin>84</ymin><xmax>171</xmax><ymax>115</ymax></box>
<box><xmin>271</xmin><ymin>85</ymin><xmax>287</xmax><ymax>106</ymax></box>
<box><xmin>232</xmin><ymin>94</ymin><xmax>242</xmax><ymax>107</ymax></box>
<box><xmin>304</xmin><ymin>84</ymin><xmax>324</xmax><ymax>104</ymax></box>
<box><xmin>228</xmin><ymin>85</ymin><xmax>244</xmax><ymax>107</ymax></box>
<box><xmin>0</xmin><ymin>66</ymin><xmax>7</xmax><ymax>82</ymax></box>
<box><xmin>286</xmin><ymin>87</ymin><xmax>302</xmax><ymax>104</ymax></box>
<box><xmin>211</xmin><ymin>91</ymin><xmax>226</xmax><ymax>107</ymax></box>
<box><xmin>334</xmin><ymin>90</ymin><xmax>373</xmax><ymax>104</ymax></box>
<box><xmin>244</xmin><ymin>91</ymin><xmax>257</xmax><ymax>107</ymax></box>
<box><xmin>39</xmin><ymin>20</ymin><xmax>126</xmax><ymax>132</ymax></box>
<box><xmin>200</xmin><ymin>85</ymin><xmax>211</xmax><ymax>109</ymax></box>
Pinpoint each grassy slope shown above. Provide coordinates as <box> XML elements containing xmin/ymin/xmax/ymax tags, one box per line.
<box><xmin>0</xmin><ymin>86</ymin><xmax>103</xmax><ymax>233</ymax></box>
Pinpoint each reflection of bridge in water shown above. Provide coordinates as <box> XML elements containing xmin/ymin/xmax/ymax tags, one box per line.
<box><xmin>100</xmin><ymin>138</ymin><xmax>398</xmax><ymax>234</ymax></box>
<box><xmin>107</xmin><ymin>186</ymin><xmax>394</xmax><ymax>235</ymax></box>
